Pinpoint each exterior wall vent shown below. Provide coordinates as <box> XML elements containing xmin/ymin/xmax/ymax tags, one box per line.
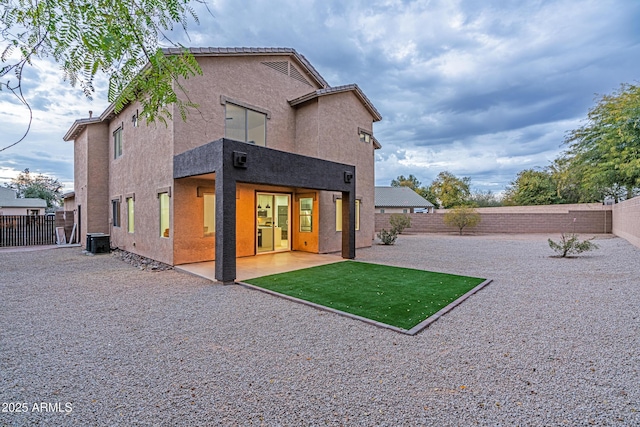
<box><xmin>262</xmin><ymin>61</ymin><xmax>289</xmax><ymax>76</ymax></box>
<box><xmin>261</xmin><ymin>61</ymin><xmax>313</xmax><ymax>87</ymax></box>
<box><xmin>289</xmin><ymin>64</ymin><xmax>312</xmax><ymax>86</ymax></box>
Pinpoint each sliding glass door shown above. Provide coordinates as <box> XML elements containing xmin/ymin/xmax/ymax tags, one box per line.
<box><xmin>256</xmin><ymin>193</ymin><xmax>290</xmax><ymax>253</ymax></box>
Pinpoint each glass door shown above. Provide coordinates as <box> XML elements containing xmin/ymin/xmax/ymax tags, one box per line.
<box><xmin>257</xmin><ymin>193</ymin><xmax>290</xmax><ymax>253</ymax></box>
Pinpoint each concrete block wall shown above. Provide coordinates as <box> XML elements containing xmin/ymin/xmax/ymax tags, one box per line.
<box><xmin>375</xmin><ymin>204</ymin><xmax>613</xmax><ymax>235</ymax></box>
<box><xmin>612</xmin><ymin>196</ymin><xmax>640</xmax><ymax>248</ymax></box>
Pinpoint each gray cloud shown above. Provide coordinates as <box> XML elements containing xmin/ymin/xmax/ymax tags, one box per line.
<box><xmin>1</xmin><ymin>0</ymin><xmax>639</xmax><ymax>195</ymax></box>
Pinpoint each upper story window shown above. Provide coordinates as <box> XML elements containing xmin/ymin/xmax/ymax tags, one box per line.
<box><xmin>359</xmin><ymin>129</ymin><xmax>372</xmax><ymax>143</ymax></box>
<box><xmin>225</xmin><ymin>103</ymin><xmax>266</xmax><ymax>146</ymax></box>
<box><xmin>113</xmin><ymin>127</ymin><xmax>123</xmax><ymax>158</ymax></box>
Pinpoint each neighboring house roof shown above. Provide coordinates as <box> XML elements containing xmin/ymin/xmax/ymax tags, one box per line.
<box><xmin>0</xmin><ymin>187</ymin><xmax>47</xmax><ymax>208</ymax></box>
<box><xmin>64</xmin><ymin>47</ymin><xmax>382</xmax><ymax>142</ymax></box>
<box><xmin>288</xmin><ymin>84</ymin><xmax>383</xmax><ymax>123</ymax></box>
<box><xmin>374</xmin><ymin>186</ymin><xmax>434</xmax><ymax>208</ymax></box>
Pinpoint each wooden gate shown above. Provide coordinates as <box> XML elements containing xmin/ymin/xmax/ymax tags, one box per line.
<box><xmin>0</xmin><ymin>215</ymin><xmax>56</xmax><ymax>247</ymax></box>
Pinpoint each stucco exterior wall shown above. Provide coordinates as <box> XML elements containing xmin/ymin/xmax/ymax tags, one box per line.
<box><xmin>106</xmin><ymin>101</ymin><xmax>175</xmax><ymax>265</ymax></box>
<box><xmin>69</xmin><ymin>51</ymin><xmax>379</xmax><ymax>265</ymax></box>
<box><xmin>612</xmin><ymin>196</ymin><xmax>640</xmax><ymax>248</ymax></box>
<box><xmin>0</xmin><ymin>207</ymin><xmax>45</xmax><ymax>215</ymax></box>
<box><xmin>377</xmin><ymin>207</ymin><xmax>414</xmax><ymax>214</ymax></box>
<box><xmin>173</xmin><ymin>55</ymin><xmax>322</xmax><ymax>157</ymax></box>
<box><xmin>312</xmin><ymin>92</ymin><xmax>376</xmax><ymax>253</ymax></box>
<box><xmin>74</xmin><ymin>122</ymin><xmax>110</xmax><ymax>247</ymax></box>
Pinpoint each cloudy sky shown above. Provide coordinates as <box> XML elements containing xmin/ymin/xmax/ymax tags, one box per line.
<box><xmin>1</xmin><ymin>0</ymin><xmax>639</xmax><ymax>194</ymax></box>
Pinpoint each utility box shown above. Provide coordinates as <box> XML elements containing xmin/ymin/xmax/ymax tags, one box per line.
<box><xmin>91</xmin><ymin>234</ymin><xmax>110</xmax><ymax>254</ymax></box>
<box><xmin>86</xmin><ymin>233</ymin><xmax>109</xmax><ymax>254</ymax></box>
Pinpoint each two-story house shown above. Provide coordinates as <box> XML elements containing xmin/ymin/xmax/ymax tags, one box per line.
<box><xmin>64</xmin><ymin>47</ymin><xmax>381</xmax><ymax>283</ymax></box>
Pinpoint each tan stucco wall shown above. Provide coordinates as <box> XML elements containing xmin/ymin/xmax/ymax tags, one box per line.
<box><xmin>0</xmin><ymin>207</ymin><xmax>45</xmax><ymax>215</ymax></box>
<box><xmin>106</xmin><ymin>101</ymin><xmax>175</xmax><ymax>265</ymax></box>
<box><xmin>173</xmin><ymin>55</ymin><xmax>322</xmax><ymax>156</ymax></box>
<box><xmin>71</xmin><ymin>53</ymin><xmax>379</xmax><ymax>265</ymax></box>
<box><xmin>74</xmin><ymin>122</ymin><xmax>110</xmax><ymax>247</ymax></box>
<box><xmin>311</xmin><ymin>92</ymin><xmax>376</xmax><ymax>253</ymax></box>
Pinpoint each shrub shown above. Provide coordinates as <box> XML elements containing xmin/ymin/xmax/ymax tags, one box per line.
<box><xmin>389</xmin><ymin>214</ymin><xmax>411</xmax><ymax>234</ymax></box>
<box><xmin>377</xmin><ymin>228</ymin><xmax>398</xmax><ymax>245</ymax></box>
<box><xmin>443</xmin><ymin>205</ymin><xmax>481</xmax><ymax>235</ymax></box>
<box><xmin>548</xmin><ymin>233</ymin><xmax>599</xmax><ymax>257</ymax></box>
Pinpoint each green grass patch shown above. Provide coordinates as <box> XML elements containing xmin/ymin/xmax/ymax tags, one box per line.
<box><xmin>244</xmin><ymin>261</ymin><xmax>486</xmax><ymax>330</ymax></box>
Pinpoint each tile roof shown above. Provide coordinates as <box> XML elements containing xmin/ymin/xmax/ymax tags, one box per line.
<box><xmin>375</xmin><ymin>186</ymin><xmax>434</xmax><ymax>208</ymax></box>
<box><xmin>288</xmin><ymin>84</ymin><xmax>382</xmax><ymax>122</ymax></box>
<box><xmin>163</xmin><ymin>47</ymin><xmax>330</xmax><ymax>88</ymax></box>
<box><xmin>64</xmin><ymin>48</ymin><xmax>381</xmax><ymax>141</ymax></box>
<box><xmin>0</xmin><ymin>187</ymin><xmax>47</xmax><ymax>208</ymax></box>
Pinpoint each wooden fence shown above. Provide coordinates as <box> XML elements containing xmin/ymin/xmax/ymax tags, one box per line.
<box><xmin>0</xmin><ymin>215</ymin><xmax>56</xmax><ymax>247</ymax></box>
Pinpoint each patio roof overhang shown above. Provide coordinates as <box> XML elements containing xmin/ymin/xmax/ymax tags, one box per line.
<box><xmin>174</xmin><ymin>138</ymin><xmax>357</xmax><ymax>284</ymax></box>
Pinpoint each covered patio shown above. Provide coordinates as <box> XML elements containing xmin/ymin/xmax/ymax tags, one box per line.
<box><xmin>175</xmin><ymin>251</ymin><xmax>344</xmax><ymax>282</ymax></box>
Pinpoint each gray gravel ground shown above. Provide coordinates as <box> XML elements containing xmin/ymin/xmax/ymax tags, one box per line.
<box><xmin>1</xmin><ymin>233</ymin><xmax>639</xmax><ymax>426</ymax></box>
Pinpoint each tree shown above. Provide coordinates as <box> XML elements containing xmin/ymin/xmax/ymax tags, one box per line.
<box><xmin>443</xmin><ymin>205</ymin><xmax>481</xmax><ymax>235</ymax></box>
<box><xmin>1</xmin><ymin>0</ymin><xmax>206</xmax><ymax>151</ymax></box>
<box><xmin>548</xmin><ymin>234</ymin><xmax>599</xmax><ymax>258</ymax></box>
<box><xmin>503</xmin><ymin>168</ymin><xmax>560</xmax><ymax>206</ymax></box>
<box><xmin>4</xmin><ymin>168</ymin><xmax>62</xmax><ymax>210</ymax></box>
<box><xmin>390</xmin><ymin>174</ymin><xmax>439</xmax><ymax>207</ymax></box>
<box><xmin>469</xmin><ymin>189</ymin><xmax>502</xmax><ymax>207</ymax></box>
<box><xmin>429</xmin><ymin>171</ymin><xmax>471</xmax><ymax>209</ymax></box>
<box><xmin>390</xmin><ymin>174</ymin><xmax>422</xmax><ymax>191</ymax></box>
<box><xmin>562</xmin><ymin>83</ymin><xmax>640</xmax><ymax>202</ymax></box>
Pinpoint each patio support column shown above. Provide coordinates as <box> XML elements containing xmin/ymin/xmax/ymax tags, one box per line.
<box><xmin>215</xmin><ymin>170</ymin><xmax>236</xmax><ymax>284</ymax></box>
<box><xmin>341</xmin><ymin>190</ymin><xmax>356</xmax><ymax>259</ymax></box>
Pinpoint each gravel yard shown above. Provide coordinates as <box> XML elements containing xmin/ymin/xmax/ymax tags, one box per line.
<box><xmin>1</xmin><ymin>234</ymin><xmax>639</xmax><ymax>426</ymax></box>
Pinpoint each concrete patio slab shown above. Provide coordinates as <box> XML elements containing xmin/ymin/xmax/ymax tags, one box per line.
<box><xmin>175</xmin><ymin>251</ymin><xmax>345</xmax><ymax>282</ymax></box>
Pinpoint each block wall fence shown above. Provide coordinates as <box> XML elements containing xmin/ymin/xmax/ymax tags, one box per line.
<box><xmin>374</xmin><ymin>200</ymin><xmax>640</xmax><ymax>245</ymax></box>
<box><xmin>612</xmin><ymin>196</ymin><xmax>640</xmax><ymax>248</ymax></box>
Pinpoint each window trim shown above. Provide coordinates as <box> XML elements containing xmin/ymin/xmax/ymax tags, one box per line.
<box><xmin>111</xmin><ymin>196</ymin><xmax>122</xmax><ymax>228</ymax></box>
<box><xmin>335</xmin><ymin>197</ymin><xmax>361</xmax><ymax>232</ymax></box>
<box><xmin>157</xmin><ymin>187</ymin><xmax>171</xmax><ymax>238</ymax></box>
<box><xmin>358</xmin><ymin>127</ymin><xmax>372</xmax><ymax>143</ymax></box>
<box><xmin>126</xmin><ymin>194</ymin><xmax>135</xmax><ymax>233</ymax></box>
<box><xmin>221</xmin><ymin>96</ymin><xmax>269</xmax><ymax>147</ymax></box>
<box><xmin>299</xmin><ymin>197</ymin><xmax>313</xmax><ymax>233</ymax></box>
<box><xmin>113</xmin><ymin>125</ymin><xmax>123</xmax><ymax>159</ymax></box>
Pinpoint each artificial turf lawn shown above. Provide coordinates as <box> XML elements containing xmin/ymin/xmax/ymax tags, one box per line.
<box><xmin>244</xmin><ymin>261</ymin><xmax>486</xmax><ymax>330</ymax></box>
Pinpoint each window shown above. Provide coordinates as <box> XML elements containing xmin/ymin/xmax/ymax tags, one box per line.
<box><xmin>112</xmin><ymin>199</ymin><xmax>121</xmax><ymax>227</ymax></box>
<box><xmin>299</xmin><ymin>197</ymin><xmax>313</xmax><ymax>232</ymax></box>
<box><xmin>335</xmin><ymin>199</ymin><xmax>360</xmax><ymax>231</ymax></box>
<box><xmin>159</xmin><ymin>193</ymin><xmax>170</xmax><ymax>238</ymax></box>
<box><xmin>359</xmin><ymin>129</ymin><xmax>372</xmax><ymax>143</ymax></box>
<box><xmin>127</xmin><ymin>197</ymin><xmax>134</xmax><ymax>233</ymax></box>
<box><xmin>203</xmin><ymin>193</ymin><xmax>215</xmax><ymax>236</ymax></box>
<box><xmin>225</xmin><ymin>103</ymin><xmax>266</xmax><ymax>146</ymax></box>
<box><xmin>113</xmin><ymin>127</ymin><xmax>123</xmax><ymax>158</ymax></box>
<box><xmin>380</xmin><ymin>209</ymin><xmax>385</xmax><ymax>213</ymax></box>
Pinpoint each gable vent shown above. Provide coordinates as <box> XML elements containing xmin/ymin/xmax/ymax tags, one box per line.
<box><xmin>261</xmin><ymin>61</ymin><xmax>313</xmax><ymax>87</ymax></box>
<box><xmin>289</xmin><ymin>65</ymin><xmax>312</xmax><ymax>86</ymax></box>
<box><xmin>262</xmin><ymin>61</ymin><xmax>288</xmax><ymax>75</ymax></box>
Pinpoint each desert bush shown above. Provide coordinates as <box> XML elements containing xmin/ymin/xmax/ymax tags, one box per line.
<box><xmin>548</xmin><ymin>233</ymin><xmax>599</xmax><ymax>257</ymax></box>
<box><xmin>377</xmin><ymin>229</ymin><xmax>398</xmax><ymax>245</ymax></box>
<box><xmin>389</xmin><ymin>214</ymin><xmax>411</xmax><ymax>234</ymax></box>
<box><xmin>443</xmin><ymin>205</ymin><xmax>481</xmax><ymax>235</ymax></box>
